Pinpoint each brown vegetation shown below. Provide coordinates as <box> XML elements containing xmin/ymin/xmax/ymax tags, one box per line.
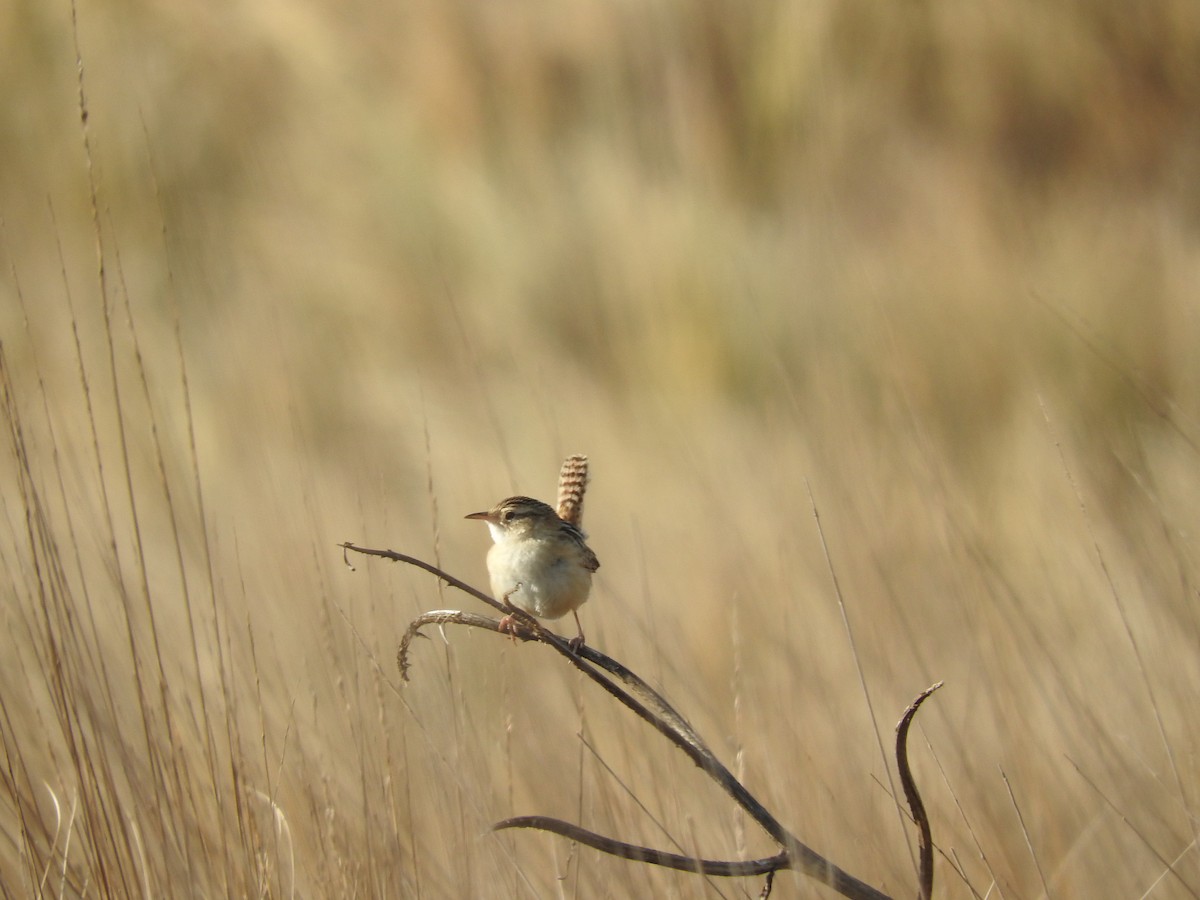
<box><xmin>2</xmin><ymin>1</ymin><xmax>1199</xmax><ymax>896</ymax></box>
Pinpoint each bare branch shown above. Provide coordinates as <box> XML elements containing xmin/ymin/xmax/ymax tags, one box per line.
<box><xmin>340</xmin><ymin>542</ymin><xmax>501</xmax><ymax>612</ymax></box>
<box><xmin>344</xmin><ymin>541</ymin><xmax>930</xmax><ymax>900</ymax></box>
<box><xmin>896</xmin><ymin>682</ymin><xmax>943</xmax><ymax>900</ymax></box>
<box><xmin>396</xmin><ymin>610</ymin><xmax>510</xmax><ymax>682</ymax></box>
<box><xmin>494</xmin><ymin>816</ymin><xmax>786</xmax><ymax>877</ymax></box>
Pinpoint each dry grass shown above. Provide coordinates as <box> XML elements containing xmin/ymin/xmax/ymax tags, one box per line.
<box><xmin>2</xmin><ymin>1</ymin><xmax>1199</xmax><ymax>896</ymax></box>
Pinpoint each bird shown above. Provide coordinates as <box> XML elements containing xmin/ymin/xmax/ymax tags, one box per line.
<box><xmin>466</xmin><ymin>463</ymin><xmax>599</xmax><ymax>650</ymax></box>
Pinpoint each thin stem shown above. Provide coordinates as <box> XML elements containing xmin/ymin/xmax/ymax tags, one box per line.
<box><xmin>343</xmin><ymin>541</ymin><xmax>938</xmax><ymax>900</ymax></box>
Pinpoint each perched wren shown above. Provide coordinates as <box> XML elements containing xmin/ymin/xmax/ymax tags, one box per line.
<box><xmin>466</xmin><ymin>456</ymin><xmax>598</xmax><ymax>649</ymax></box>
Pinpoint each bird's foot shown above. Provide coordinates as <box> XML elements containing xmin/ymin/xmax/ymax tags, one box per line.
<box><xmin>497</xmin><ymin>613</ymin><xmax>521</xmax><ymax>643</ymax></box>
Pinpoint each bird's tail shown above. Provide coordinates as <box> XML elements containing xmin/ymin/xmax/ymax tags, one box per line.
<box><xmin>556</xmin><ymin>455</ymin><xmax>589</xmax><ymax>527</ymax></box>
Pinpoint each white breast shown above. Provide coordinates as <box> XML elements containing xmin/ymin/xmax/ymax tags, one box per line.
<box><xmin>486</xmin><ymin>537</ymin><xmax>593</xmax><ymax>620</ymax></box>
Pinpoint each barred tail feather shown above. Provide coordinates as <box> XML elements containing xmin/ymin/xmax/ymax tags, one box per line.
<box><xmin>556</xmin><ymin>454</ymin><xmax>589</xmax><ymax>527</ymax></box>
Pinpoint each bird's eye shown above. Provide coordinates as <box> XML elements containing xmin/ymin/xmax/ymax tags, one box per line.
<box><xmin>501</xmin><ymin>509</ymin><xmax>513</xmax><ymax>523</ymax></box>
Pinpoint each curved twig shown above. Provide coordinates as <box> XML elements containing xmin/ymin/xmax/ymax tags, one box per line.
<box><xmin>401</xmin><ymin>605</ymin><xmax>888</xmax><ymax>893</ymax></box>
<box><xmin>341</xmin><ymin>542</ymin><xmax>502</xmax><ymax>612</ymax></box>
<box><xmin>343</xmin><ymin>541</ymin><xmax>941</xmax><ymax>900</ymax></box>
<box><xmin>896</xmin><ymin>681</ymin><xmax>943</xmax><ymax>900</ymax></box>
<box><xmin>396</xmin><ymin>610</ymin><xmax>509</xmax><ymax>681</ymax></box>
<box><xmin>494</xmin><ymin>816</ymin><xmax>787</xmax><ymax>876</ymax></box>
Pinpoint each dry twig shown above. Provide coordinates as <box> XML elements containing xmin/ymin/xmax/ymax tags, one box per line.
<box><xmin>341</xmin><ymin>540</ymin><xmax>940</xmax><ymax>899</ymax></box>
<box><xmin>897</xmin><ymin>682</ymin><xmax>943</xmax><ymax>900</ymax></box>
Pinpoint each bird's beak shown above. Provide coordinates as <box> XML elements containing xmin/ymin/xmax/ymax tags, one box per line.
<box><xmin>464</xmin><ymin>510</ymin><xmax>494</xmax><ymax>522</ymax></box>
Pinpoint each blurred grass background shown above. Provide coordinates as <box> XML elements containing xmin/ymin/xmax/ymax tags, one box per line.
<box><xmin>2</xmin><ymin>0</ymin><xmax>1200</xmax><ymax>896</ymax></box>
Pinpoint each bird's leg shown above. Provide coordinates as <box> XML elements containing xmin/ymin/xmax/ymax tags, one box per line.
<box><xmin>568</xmin><ymin>610</ymin><xmax>586</xmax><ymax>653</ymax></box>
<box><xmin>498</xmin><ymin>583</ymin><xmax>524</xmax><ymax>641</ymax></box>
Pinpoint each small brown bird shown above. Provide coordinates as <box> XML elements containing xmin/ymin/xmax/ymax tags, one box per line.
<box><xmin>466</xmin><ymin>494</ymin><xmax>599</xmax><ymax>649</ymax></box>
